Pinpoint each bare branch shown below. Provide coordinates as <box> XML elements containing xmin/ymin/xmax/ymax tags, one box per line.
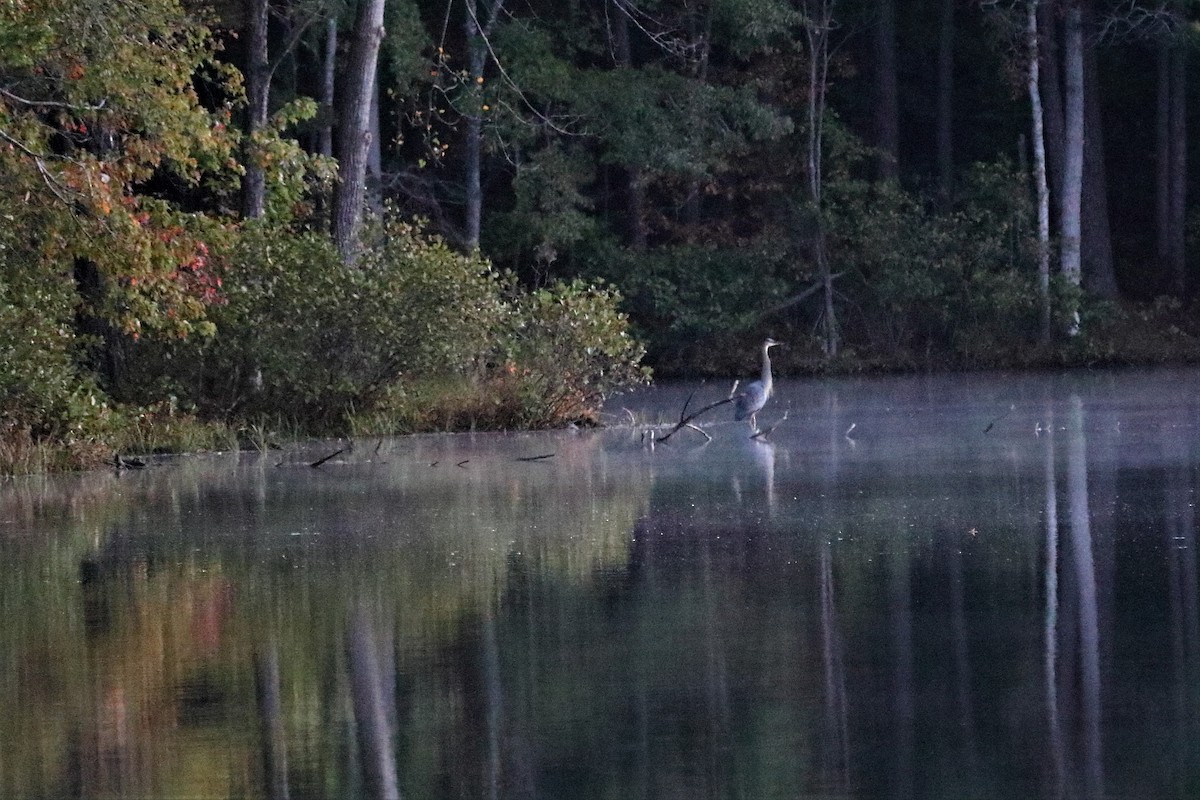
<box><xmin>652</xmin><ymin>393</ymin><xmax>734</xmax><ymax>443</ymax></box>
<box><xmin>610</xmin><ymin>0</ymin><xmax>702</xmax><ymax>62</ymax></box>
<box><xmin>0</xmin><ymin>88</ymin><xmax>107</xmax><ymax>112</ymax></box>
<box><xmin>1095</xmin><ymin>0</ymin><xmax>1181</xmax><ymax>43</ymax></box>
<box><xmin>461</xmin><ymin>1</ymin><xmax>580</xmax><ymax>137</ymax></box>
<box><xmin>756</xmin><ymin>272</ymin><xmax>846</xmax><ymax>322</ymax></box>
<box><xmin>0</xmin><ymin>129</ymin><xmax>78</xmax><ymax>205</ymax></box>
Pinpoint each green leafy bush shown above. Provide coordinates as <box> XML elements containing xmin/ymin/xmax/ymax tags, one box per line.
<box><xmin>140</xmin><ymin>219</ymin><xmax>503</xmax><ymax>429</ymax></box>
<box><xmin>497</xmin><ymin>279</ymin><xmax>649</xmax><ymax>425</ymax></box>
<box><xmin>0</xmin><ymin>203</ymin><xmax>115</xmax><ymax>470</ymax></box>
<box><xmin>129</xmin><ymin>217</ymin><xmax>648</xmax><ymax>433</ymax></box>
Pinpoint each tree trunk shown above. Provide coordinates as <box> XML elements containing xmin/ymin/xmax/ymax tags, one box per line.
<box><xmin>319</xmin><ymin>16</ymin><xmax>337</xmax><ymax>159</ymax></box>
<box><xmin>935</xmin><ymin>0</ymin><xmax>954</xmax><ymax>205</ymax></box>
<box><xmin>1081</xmin><ymin>3</ymin><xmax>1118</xmax><ymax>299</ymax></box>
<box><xmin>464</xmin><ymin>63</ymin><xmax>483</xmax><ymax>248</ymax></box>
<box><xmin>611</xmin><ymin>3</ymin><xmax>646</xmax><ymax>249</ymax></box>
<box><xmin>803</xmin><ymin>1</ymin><xmax>838</xmax><ymax>357</ymax></box>
<box><xmin>1028</xmin><ymin>0</ymin><xmax>1052</xmax><ymax>343</ymax></box>
<box><xmin>683</xmin><ymin>4</ymin><xmax>714</xmax><ymax>233</ymax></box>
<box><xmin>1157</xmin><ymin>40</ymin><xmax>1170</xmax><ymax>275</ymax></box>
<box><xmin>242</xmin><ymin>0</ymin><xmax>270</xmax><ymax>220</ymax></box>
<box><xmin>1168</xmin><ymin>44</ymin><xmax>1187</xmax><ymax>295</ymax></box>
<box><xmin>367</xmin><ymin>81</ymin><xmax>382</xmax><ymax>213</ymax></box>
<box><xmin>333</xmin><ymin>0</ymin><xmax>386</xmax><ymax>263</ymax></box>
<box><xmin>462</xmin><ymin>0</ymin><xmax>504</xmax><ymax>251</ymax></box>
<box><xmin>1060</xmin><ymin>2</ymin><xmax>1084</xmax><ymax>329</ymax></box>
<box><xmin>874</xmin><ymin>0</ymin><xmax>899</xmax><ymax>181</ymax></box>
<box><xmin>1038</xmin><ymin>2</ymin><xmax>1065</xmax><ymax>225</ymax></box>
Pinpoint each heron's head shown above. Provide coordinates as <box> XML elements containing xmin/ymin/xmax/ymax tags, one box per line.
<box><xmin>764</xmin><ymin>337</ymin><xmax>783</xmax><ymax>349</ymax></box>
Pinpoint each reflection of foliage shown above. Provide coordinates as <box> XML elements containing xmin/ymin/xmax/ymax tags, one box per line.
<box><xmin>0</xmin><ymin>439</ymin><xmax>648</xmax><ymax>797</ymax></box>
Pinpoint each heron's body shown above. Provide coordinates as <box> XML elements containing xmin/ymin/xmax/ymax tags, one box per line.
<box><xmin>735</xmin><ymin>338</ymin><xmax>781</xmax><ymax>430</ymax></box>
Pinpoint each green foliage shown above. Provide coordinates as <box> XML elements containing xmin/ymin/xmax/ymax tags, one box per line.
<box><xmin>110</xmin><ymin>400</ymin><xmax>238</xmax><ymax>456</ymax></box>
<box><xmin>713</xmin><ymin>0</ymin><xmax>802</xmax><ymax>57</ymax></box>
<box><xmin>0</xmin><ymin>195</ymin><xmax>117</xmax><ymax>471</ymax></box>
<box><xmin>349</xmin><ymin>281</ymin><xmax>650</xmax><ymax>433</ymax></box>
<box><xmin>130</xmin><ymin>218</ymin><xmax>646</xmax><ymax>433</ymax></box>
<box><xmin>1071</xmin><ymin>295</ymin><xmax>1200</xmax><ymax>366</ymax></box>
<box><xmin>141</xmin><ymin>219</ymin><xmax>501</xmax><ymax>430</ymax></box>
<box><xmin>246</xmin><ymin>98</ymin><xmax>338</xmax><ymax>226</ymax></box>
<box><xmin>498</xmin><ymin>279</ymin><xmax>650</xmax><ymax>425</ymax></box>
<box><xmin>824</xmin><ymin>162</ymin><xmax>1042</xmax><ymax>366</ymax></box>
<box><xmin>575</xmin><ymin>238</ymin><xmax>792</xmax><ymax>371</ymax></box>
<box><xmin>0</xmin><ymin>0</ymin><xmax>239</xmax><ymax>339</ymax></box>
<box><xmin>578</xmin><ymin>67</ymin><xmax>791</xmax><ymax>177</ymax></box>
<box><xmin>484</xmin><ymin>141</ymin><xmax>600</xmax><ymax>265</ymax></box>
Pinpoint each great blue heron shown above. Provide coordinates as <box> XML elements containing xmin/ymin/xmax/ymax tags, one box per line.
<box><xmin>735</xmin><ymin>338</ymin><xmax>782</xmax><ymax>430</ymax></box>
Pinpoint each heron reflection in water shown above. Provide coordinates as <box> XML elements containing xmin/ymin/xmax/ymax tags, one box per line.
<box><xmin>735</xmin><ymin>338</ymin><xmax>782</xmax><ymax>431</ymax></box>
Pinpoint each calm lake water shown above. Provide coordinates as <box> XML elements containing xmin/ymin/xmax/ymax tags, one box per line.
<box><xmin>3</xmin><ymin>368</ymin><xmax>1200</xmax><ymax>799</ymax></box>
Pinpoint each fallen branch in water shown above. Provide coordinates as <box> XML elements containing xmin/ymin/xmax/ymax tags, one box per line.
<box><xmin>515</xmin><ymin>453</ymin><xmax>556</xmax><ymax>462</ymax></box>
<box><xmin>983</xmin><ymin>405</ymin><xmax>1015</xmax><ymax>433</ymax></box>
<box><xmin>654</xmin><ymin>385</ymin><xmax>740</xmax><ymax>443</ymax></box>
<box><xmin>310</xmin><ymin>448</ymin><xmax>346</xmax><ymax>468</ymax></box>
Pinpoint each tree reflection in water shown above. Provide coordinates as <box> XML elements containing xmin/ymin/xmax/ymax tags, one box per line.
<box><xmin>2</xmin><ymin>371</ymin><xmax>1200</xmax><ymax>798</ymax></box>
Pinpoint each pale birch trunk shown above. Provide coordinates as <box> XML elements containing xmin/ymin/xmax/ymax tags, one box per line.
<box><xmin>462</xmin><ymin>0</ymin><xmax>504</xmax><ymax>251</ymax></box>
<box><xmin>803</xmin><ymin>0</ymin><xmax>838</xmax><ymax>357</ymax></box>
<box><xmin>1061</xmin><ymin>3</ymin><xmax>1084</xmax><ymax>332</ymax></box>
<box><xmin>1028</xmin><ymin>0</ymin><xmax>1052</xmax><ymax>342</ymax></box>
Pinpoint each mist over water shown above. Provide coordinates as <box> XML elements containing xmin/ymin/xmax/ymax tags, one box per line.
<box><xmin>3</xmin><ymin>368</ymin><xmax>1200</xmax><ymax>799</ymax></box>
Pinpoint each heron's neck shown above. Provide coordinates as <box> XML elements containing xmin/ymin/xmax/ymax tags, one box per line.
<box><xmin>760</xmin><ymin>345</ymin><xmax>773</xmax><ymax>390</ymax></box>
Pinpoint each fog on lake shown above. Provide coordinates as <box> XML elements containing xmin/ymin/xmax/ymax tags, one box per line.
<box><xmin>3</xmin><ymin>368</ymin><xmax>1199</xmax><ymax>799</ymax></box>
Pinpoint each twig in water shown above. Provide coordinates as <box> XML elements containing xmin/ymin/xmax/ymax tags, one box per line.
<box><xmin>310</xmin><ymin>448</ymin><xmax>345</xmax><ymax>468</ymax></box>
<box><xmin>456</xmin><ymin>460</ymin><xmax>470</xmax><ymax>468</ymax></box>
<box><xmin>655</xmin><ymin>394</ymin><xmax>737</xmax><ymax>443</ymax></box>
<box><xmin>983</xmin><ymin>405</ymin><xmax>1015</xmax><ymax>434</ymax></box>
<box><xmin>515</xmin><ymin>453</ymin><xmax>556</xmax><ymax>462</ymax></box>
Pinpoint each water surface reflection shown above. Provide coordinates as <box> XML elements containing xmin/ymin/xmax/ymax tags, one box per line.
<box><xmin>3</xmin><ymin>369</ymin><xmax>1200</xmax><ymax>798</ymax></box>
